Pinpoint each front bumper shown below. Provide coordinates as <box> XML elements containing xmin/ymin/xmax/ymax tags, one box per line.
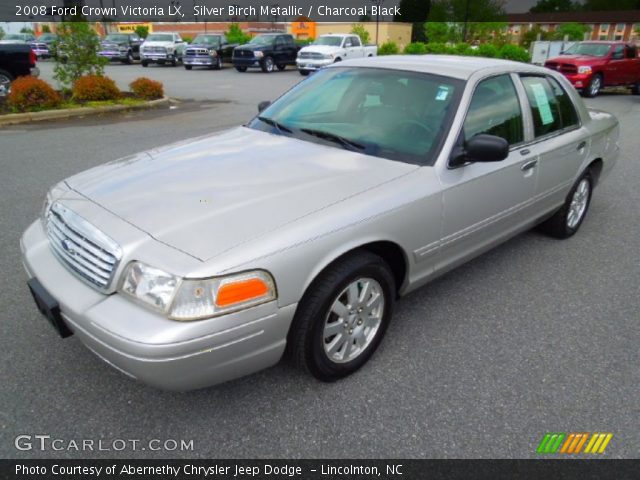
<box><xmin>20</xmin><ymin>220</ymin><xmax>295</xmax><ymax>391</ymax></box>
<box><xmin>560</xmin><ymin>72</ymin><xmax>592</xmax><ymax>90</ymax></box>
<box><xmin>141</xmin><ymin>53</ymin><xmax>176</xmax><ymax>63</ymax></box>
<box><xmin>183</xmin><ymin>55</ymin><xmax>215</xmax><ymax>66</ymax></box>
<box><xmin>232</xmin><ymin>57</ymin><xmax>261</xmax><ymax>68</ymax></box>
<box><xmin>296</xmin><ymin>59</ymin><xmax>332</xmax><ymax>71</ymax></box>
<box><xmin>99</xmin><ymin>51</ymin><xmax>126</xmax><ymax>61</ymax></box>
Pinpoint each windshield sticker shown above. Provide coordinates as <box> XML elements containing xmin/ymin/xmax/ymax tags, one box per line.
<box><xmin>436</xmin><ymin>86</ymin><xmax>450</xmax><ymax>101</ymax></box>
<box><xmin>530</xmin><ymin>83</ymin><xmax>554</xmax><ymax>125</ymax></box>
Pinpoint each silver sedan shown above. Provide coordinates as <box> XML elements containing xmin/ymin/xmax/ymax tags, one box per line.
<box><xmin>21</xmin><ymin>56</ymin><xmax>619</xmax><ymax>390</ymax></box>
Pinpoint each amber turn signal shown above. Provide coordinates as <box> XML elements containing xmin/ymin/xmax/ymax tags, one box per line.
<box><xmin>216</xmin><ymin>278</ymin><xmax>270</xmax><ymax>307</ymax></box>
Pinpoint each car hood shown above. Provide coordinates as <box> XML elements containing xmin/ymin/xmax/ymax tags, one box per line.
<box><xmin>548</xmin><ymin>54</ymin><xmax>607</xmax><ymax>65</ymax></box>
<box><xmin>300</xmin><ymin>45</ymin><xmax>342</xmax><ymax>54</ymax></box>
<box><xmin>65</xmin><ymin>127</ymin><xmax>416</xmax><ymax>261</ymax></box>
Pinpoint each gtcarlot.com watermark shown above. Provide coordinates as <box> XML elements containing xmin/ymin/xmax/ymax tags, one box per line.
<box><xmin>15</xmin><ymin>434</ymin><xmax>194</xmax><ymax>452</ymax></box>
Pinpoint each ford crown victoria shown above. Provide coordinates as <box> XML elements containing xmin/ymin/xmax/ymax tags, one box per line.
<box><xmin>21</xmin><ymin>56</ymin><xmax>619</xmax><ymax>390</ymax></box>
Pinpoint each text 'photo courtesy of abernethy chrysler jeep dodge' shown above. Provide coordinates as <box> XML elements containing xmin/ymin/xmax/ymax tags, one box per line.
<box><xmin>21</xmin><ymin>55</ymin><xmax>619</xmax><ymax>391</ymax></box>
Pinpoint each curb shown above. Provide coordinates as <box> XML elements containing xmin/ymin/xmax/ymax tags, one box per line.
<box><xmin>0</xmin><ymin>96</ymin><xmax>171</xmax><ymax>127</ymax></box>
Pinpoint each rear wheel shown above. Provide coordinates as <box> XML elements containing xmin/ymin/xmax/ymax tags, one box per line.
<box><xmin>632</xmin><ymin>82</ymin><xmax>640</xmax><ymax>95</ymax></box>
<box><xmin>184</xmin><ymin>64</ymin><xmax>192</xmax><ymax>70</ymax></box>
<box><xmin>288</xmin><ymin>251</ymin><xmax>395</xmax><ymax>382</ymax></box>
<box><xmin>583</xmin><ymin>74</ymin><xmax>602</xmax><ymax>98</ymax></box>
<box><xmin>299</xmin><ymin>70</ymin><xmax>310</xmax><ymax>76</ymax></box>
<box><xmin>141</xmin><ymin>60</ymin><xmax>149</xmax><ymax>67</ymax></box>
<box><xmin>235</xmin><ymin>66</ymin><xmax>247</xmax><ymax>72</ymax></box>
<box><xmin>276</xmin><ymin>63</ymin><xmax>286</xmax><ymax>71</ymax></box>
<box><xmin>0</xmin><ymin>69</ymin><xmax>13</xmax><ymax>97</ymax></box>
<box><xmin>215</xmin><ymin>56</ymin><xmax>222</xmax><ymax>70</ymax></box>
<box><xmin>124</xmin><ymin>51</ymin><xmax>134</xmax><ymax>64</ymax></box>
<box><xmin>261</xmin><ymin>56</ymin><xmax>275</xmax><ymax>73</ymax></box>
<box><xmin>539</xmin><ymin>171</ymin><xmax>593</xmax><ymax>239</ymax></box>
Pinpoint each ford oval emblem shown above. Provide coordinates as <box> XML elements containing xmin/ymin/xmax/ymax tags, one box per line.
<box><xmin>61</xmin><ymin>239</ymin><xmax>75</xmax><ymax>255</ymax></box>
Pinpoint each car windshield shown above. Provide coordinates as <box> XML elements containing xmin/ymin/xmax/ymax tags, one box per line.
<box><xmin>248</xmin><ymin>35</ymin><xmax>276</xmax><ymax>46</ymax></box>
<box><xmin>193</xmin><ymin>35</ymin><xmax>220</xmax><ymax>45</ymax></box>
<box><xmin>563</xmin><ymin>43</ymin><xmax>611</xmax><ymax>57</ymax></box>
<box><xmin>250</xmin><ymin>67</ymin><xmax>463</xmax><ymax>164</ymax></box>
<box><xmin>146</xmin><ymin>34</ymin><xmax>174</xmax><ymax>42</ymax></box>
<box><xmin>5</xmin><ymin>34</ymin><xmax>26</xmax><ymax>40</ymax></box>
<box><xmin>105</xmin><ymin>34</ymin><xmax>128</xmax><ymax>42</ymax></box>
<box><xmin>314</xmin><ymin>37</ymin><xmax>343</xmax><ymax>46</ymax></box>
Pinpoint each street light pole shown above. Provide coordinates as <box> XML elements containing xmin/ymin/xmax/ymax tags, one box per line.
<box><xmin>371</xmin><ymin>0</ymin><xmax>384</xmax><ymax>45</ymax></box>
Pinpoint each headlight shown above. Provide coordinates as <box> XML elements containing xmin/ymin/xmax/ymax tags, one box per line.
<box><xmin>120</xmin><ymin>262</ymin><xmax>179</xmax><ymax>313</ymax></box>
<box><xmin>119</xmin><ymin>262</ymin><xmax>277</xmax><ymax>321</ymax></box>
<box><xmin>169</xmin><ymin>270</ymin><xmax>276</xmax><ymax>321</ymax></box>
<box><xmin>209</xmin><ymin>49</ymin><xmax>217</xmax><ymax>57</ymax></box>
<box><xmin>578</xmin><ymin>66</ymin><xmax>592</xmax><ymax>74</ymax></box>
<box><xmin>254</xmin><ymin>51</ymin><xmax>264</xmax><ymax>58</ymax></box>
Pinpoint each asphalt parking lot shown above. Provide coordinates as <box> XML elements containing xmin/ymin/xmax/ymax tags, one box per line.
<box><xmin>1</xmin><ymin>62</ymin><xmax>639</xmax><ymax>459</ymax></box>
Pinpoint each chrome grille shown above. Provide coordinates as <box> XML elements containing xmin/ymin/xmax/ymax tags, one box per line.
<box><xmin>144</xmin><ymin>46</ymin><xmax>166</xmax><ymax>53</ymax></box>
<box><xmin>45</xmin><ymin>202</ymin><xmax>122</xmax><ymax>291</ymax></box>
<box><xmin>185</xmin><ymin>48</ymin><xmax>209</xmax><ymax>56</ymax></box>
<box><xmin>298</xmin><ymin>51</ymin><xmax>323</xmax><ymax>59</ymax></box>
<box><xmin>233</xmin><ymin>49</ymin><xmax>254</xmax><ymax>58</ymax></box>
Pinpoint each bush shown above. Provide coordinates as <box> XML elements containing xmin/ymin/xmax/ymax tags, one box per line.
<box><xmin>378</xmin><ymin>41</ymin><xmax>399</xmax><ymax>56</ymax></box>
<box><xmin>350</xmin><ymin>24</ymin><xmax>371</xmax><ymax>45</ymax></box>
<box><xmin>7</xmin><ymin>77</ymin><xmax>62</xmax><ymax>112</ymax></box>
<box><xmin>424</xmin><ymin>42</ymin><xmax>448</xmax><ymax>54</ymax></box>
<box><xmin>404</xmin><ymin>42</ymin><xmax>427</xmax><ymax>55</ymax></box>
<box><xmin>475</xmin><ymin>43</ymin><xmax>499</xmax><ymax>58</ymax></box>
<box><xmin>225</xmin><ymin>23</ymin><xmax>251</xmax><ymax>45</ymax></box>
<box><xmin>54</xmin><ymin>22</ymin><xmax>107</xmax><ymax>88</ymax></box>
<box><xmin>72</xmin><ymin>75</ymin><xmax>120</xmax><ymax>102</ymax></box>
<box><xmin>134</xmin><ymin>26</ymin><xmax>149</xmax><ymax>39</ymax></box>
<box><xmin>498</xmin><ymin>44</ymin><xmax>531</xmax><ymax>63</ymax></box>
<box><xmin>130</xmin><ymin>77</ymin><xmax>164</xmax><ymax>100</ymax></box>
<box><xmin>295</xmin><ymin>38</ymin><xmax>314</xmax><ymax>46</ymax></box>
<box><xmin>182</xmin><ymin>35</ymin><xmax>193</xmax><ymax>44</ymax></box>
<box><xmin>452</xmin><ymin>42</ymin><xmax>473</xmax><ymax>56</ymax></box>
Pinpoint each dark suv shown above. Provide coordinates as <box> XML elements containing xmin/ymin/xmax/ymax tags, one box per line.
<box><xmin>232</xmin><ymin>34</ymin><xmax>300</xmax><ymax>73</ymax></box>
<box><xmin>98</xmin><ymin>33</ymin><xmax>143</xmax><ymax>64</ymax></box>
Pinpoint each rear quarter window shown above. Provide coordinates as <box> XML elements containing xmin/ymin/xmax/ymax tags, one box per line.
<box><xmin>521</xmin><ymin>76</ymin><xmax>579</xmax><ymax>138</ymax></box>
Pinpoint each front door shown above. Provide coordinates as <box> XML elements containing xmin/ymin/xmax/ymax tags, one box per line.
<box><xmin>436</xmin><ymin>74</ymin><xmax>538</xmax><ymax>273</ymax></box>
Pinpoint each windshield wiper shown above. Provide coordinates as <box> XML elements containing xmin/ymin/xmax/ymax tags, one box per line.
<box><xmin>257</xmin><ymin>116</ymin><xmax>293</xmax><ymax>134</ymax></box>
<box><xmin>300</xmin><ymin>128</ymin><xmax>366</xmax><ymax>152</ymax></box>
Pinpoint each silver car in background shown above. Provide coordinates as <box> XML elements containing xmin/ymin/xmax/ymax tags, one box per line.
<box><xmin>21</xmin><ymin>56</ymin><xmax>619</xmax><ymax>390</ymax></box>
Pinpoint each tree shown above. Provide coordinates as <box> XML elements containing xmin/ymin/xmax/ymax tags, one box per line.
<box><xmin>41</xmin><ymin>24</ymin><xmax>52</xmax><ymax>33</ymax></box>
<box><xmin>529</xmin><ymin>0</ymin><xmax>578</xmax><ymax>13</ymax></box>
<box><xmin>134</xmin><ymin>26</ymin><xmax>149</xmax><ymax>39</ymax></box>
<box><xmin>350</xmin><ymin>24</ymin><xmax>371</xmax><ymax>44</ymax></box>
<box><xmin>428</xmin><ymin>0</ymin><xmax>507</xmax><ymax>42</ymax></box>
<box><xmin>394</xmin><ymin>0</ymin><xmax>432</xmax><ymax>42</ymax></box>
<box><xmin>53</xmin><ymin>22</ymin><xmax>107</xmax><ymax>88</ymax></box>
<box><xmin>582</xmin><ymin>0</ymin><xmax>640</xmax><ymax>10</ymax></box>
<box><xmin>552</xmin><ymin>22</ymin><xmax>590</xmax><ymax>40</ymax></box>
<box><xmin>20</xmin><ymin>27</ymin><xmax>36</xmax><ymax>34</ymax></box>
<box><xmin>225</xmin><ymin>23</ymin><xmax>251</xmax><ymax>45</ymax></box>
<box><xmin>519</xmin><ymin>25</ymin><xmax>551</xmax><ymax>48</ymax></box>
<box><xmin>425</xmin><ymin>22</ymin><xmax>456</xmax><ymax>43</ymax></box>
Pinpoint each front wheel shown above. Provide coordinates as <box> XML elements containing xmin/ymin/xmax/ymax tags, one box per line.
<box><xmin>276</xmin><ymin>63</ymin><xmax>286</xmax><ymax>71</ymax></box>
<box><xmin>0</xmin><ymin>69</ymin><xmax>14</xmax><ymax>97</ymax></box>
<box><xmin>583</xmin><ymin>74</ymin><xmax>602</xmax><ymax>98</ymax></box>
<box><xmin>141</xmin><ymin>60</ymin><xmax>149</xmax><ymax>67</ymax></box>
<box><xmin>235</xmin><ymin>66</ymin><xmax>247</xmax><ymax>72</ymax></box>
<box><xmin>631</xmin><ymin>82</ymin><xmax>640</xmax><ymax>95</ymax></box>
<box><xmin>299</xmin><ymin>70</ymin><xmax>310</xmax><ymax>76</ymax></box>
<box><xmin>288</xmin><ymin>251</ymin><xmax>395</xmax><ymax>382</ymax></box>
<box><xmin>184</xmin><ymin>64</ymin><xmax>192</xmax><ymax>70</ymax></box>
<box><xmin>124</xmin><ymin>51</ymin><xmax>134</xmax><ymax>64</ymax></box>
<box><xmin>539</xmin><ymin>171</ymin><xmax>593</xmax><ymax>239</ymax></box>
<box><xmin>215</xmin><ymin>56</ymin><xmax>222</xmax><ymax>70</ymax></box>
<box><xmin>261</xmin><ymin>56</ymin><xmax>275</xmax><ymax>73</ymax></box>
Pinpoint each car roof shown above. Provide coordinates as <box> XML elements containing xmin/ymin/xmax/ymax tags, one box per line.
<box><xmin>334</xmin><ymin>55</ymin><xmax>549</xmax><ymax>80</ymax></box>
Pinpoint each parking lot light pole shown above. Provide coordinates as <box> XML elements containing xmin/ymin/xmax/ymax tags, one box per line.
<box><xmin>371</xmin><ymin>0</ymin><xmax>384</xmax><ymax>45</ymax></box>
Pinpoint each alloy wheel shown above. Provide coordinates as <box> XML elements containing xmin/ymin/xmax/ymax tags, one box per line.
<box><xmin>322</xmin><ymin>277</ymin><xmax>385</xmax><ymax>364</ymax></box>
<box><xmin>0</xmin><ymin>74</ymin><xmax>11</xmax><ymax>97</ymax></box>
<box><xmin>567</xmin><ymin>178</ymin><xmax>590</xmax><ymax>229</ymax></box>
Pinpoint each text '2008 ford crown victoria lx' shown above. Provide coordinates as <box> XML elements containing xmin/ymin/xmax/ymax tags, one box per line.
<box><xmin>21</xmin><ymin>56</ymin><xmax>619</xmax><ymax>390</ymax></box>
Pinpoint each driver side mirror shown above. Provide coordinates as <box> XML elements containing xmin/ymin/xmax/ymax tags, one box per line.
<box><xmin>450</xmin><ymin>134</ymin><xmax>509</xmax><ymax>167</ymax></box>
<box><xmin>258</xmin><ymin>100</ymin><xmax>271</xmax><ymax>112</ymax></box>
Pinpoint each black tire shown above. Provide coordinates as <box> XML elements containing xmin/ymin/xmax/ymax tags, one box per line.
<box><xmin>583</xmin><ymin>73</ymin><xmax>602</xmax><ymax>98</ymax></box>
<box><xmin>215</xmin><ymin>56</ymin><xmax>222</xmax><ymax>70</ymax></box>
<box><xmin>184</xmin><ymin>65</ymin><xmax>192</xmax><ymax>70</ymax></box>
<box><xmin>276</xmin><ymin>63</ymin><xmax>286</xmax><ymax>71</ymax></box>
<box><xmin>334</xmin><ymin>57</ymin><xmax>342</xmax><ymax>63</ymax></box>
<box><xmin>170</xmin><ymin>56</ymin><xmax>177</xmax><ymax>67</ymax></box>
<box><xmin>141</xmin><ymin>60</ymin><xmax>149</xmax><ymax>67</ymax></box>
<box><xmin>632</xmin><ymin>82</ymin><xmax>640</xmax><ymax>95</ymax></box>
<box><xmin>235</xmin><ymin>66</ymin><xmax>247</xmax><ymax>72</ymax></box>
<box><xmin>299</xmin><ymin>70</ymin><xmax>310</xmax><ymax>76</ymax></box>
<box><xmin>538</xmin><ymin>171</ymin><xmax>593</xmax><ymax>239</ymax></box>
<box><xmin>124</xmin><ymin>51</ymin><xmax>134</xmax><ymax>64</ymax></box>
<box><xmin>288</xmin><ymin>251</ymin><xmax>396</xmax><ymax>382</ymax></box>
<box><xmin>261</xmin><ymin>56</ymin><xmax>275</xmax><ymax>73</ymax></box>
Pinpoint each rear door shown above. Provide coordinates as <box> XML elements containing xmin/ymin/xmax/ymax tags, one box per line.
<box><xmin>518</xmin><ymin>75</ymin><xmax>589</xmax><ymax>213</ymax></box>
<box><xmin>605</xmin><ymin>44</ymin><xmax>626</xmax><ymax>85</ymax></box>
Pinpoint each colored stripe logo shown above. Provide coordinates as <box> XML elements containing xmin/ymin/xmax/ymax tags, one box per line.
<box><xmin>537</xmin><ymin>433</ymin><xmax>613</xmax><ymax>454</ymax></box>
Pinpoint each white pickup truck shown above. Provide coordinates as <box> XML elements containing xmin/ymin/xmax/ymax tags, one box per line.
<box><xmin>296</xmin><ymin>34</ymin><xmax>377</xmax><ymax>75</ymax></box>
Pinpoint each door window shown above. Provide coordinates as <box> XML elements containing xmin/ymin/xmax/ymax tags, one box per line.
<box><xmin>521</xmin><ymin>76</ymin><xmax>578</xmax><ymax>138</ymax></box>
<box><xmin>611</xmin><ymin>44</ymin><xmax>624</xmax><ymax>59</ymax></box>
<box><xmin>463</xmin><ymin>74</ymin><xmax>524</xmax><ymax>146</ymax></box>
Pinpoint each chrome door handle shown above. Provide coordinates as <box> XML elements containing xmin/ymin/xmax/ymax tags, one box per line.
<box><xmin>521</xmin><ymin>159</ymin><xmax>538</xmax><ymax>171</ymax></box>
<box><xmin>519</xmin><ymin>149</ymin><xmax>531</xmax><ymax>156</ymax></box>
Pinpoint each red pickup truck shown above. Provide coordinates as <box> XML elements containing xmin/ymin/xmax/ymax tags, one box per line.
<box><xmin>545</xmin><ymin>41</ymin><xmax>640</xmax><ymax>97</ymax></box>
